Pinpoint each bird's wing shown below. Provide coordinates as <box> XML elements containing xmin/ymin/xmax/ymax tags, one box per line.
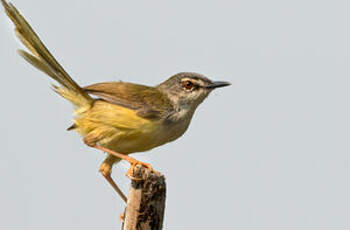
<box><xmin>83</xmin><ymin>82</ymin><xmax>174</xmax><ymax>119</ymax></box>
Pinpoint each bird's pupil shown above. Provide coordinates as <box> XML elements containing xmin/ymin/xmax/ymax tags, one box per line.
<box><xmin>183</xmin><ymin>80</ymin><xmax>194</xmax><ymax>90</ymax></box>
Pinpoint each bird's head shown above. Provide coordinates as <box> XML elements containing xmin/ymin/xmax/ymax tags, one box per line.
<box><xmin>157</xmin><ymin>72</ymin><xmax>230</xmax><ymax>111</ymax></box>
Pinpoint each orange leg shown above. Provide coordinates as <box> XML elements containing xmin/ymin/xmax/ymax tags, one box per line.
<box><xmin>93</xmin><ymin>145</ymin><xmax>159</xmax><ymax>178</ymax></box>
<box><xmin>99</xmin><ymin>156</ymin><xmax>127</xmax><ymax>203</ymax></box>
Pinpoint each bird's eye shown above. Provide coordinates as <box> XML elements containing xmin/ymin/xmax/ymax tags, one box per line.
<box><xmin>182</xmin><ymin>80</ymin><xmax>194</xmax><ymax>90</ymax></box>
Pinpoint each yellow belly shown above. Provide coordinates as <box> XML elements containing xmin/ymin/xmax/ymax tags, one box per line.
<box><xmin>73</xmin><ymin>100</ymin><xmax>181</xmax><ymax>154</ymax></box>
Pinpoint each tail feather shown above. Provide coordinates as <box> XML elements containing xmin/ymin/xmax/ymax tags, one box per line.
<box><xmin>2</xmin><ymin>0</ymin><xmax>93</xmax><ymax>108</ymax></box>
<box><xmin>18</xmin><ymin>49</ymin><xmax>58</xmax><ymax>80</ymax></box>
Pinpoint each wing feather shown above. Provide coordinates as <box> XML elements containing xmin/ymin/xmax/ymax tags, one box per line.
<box><xmin>84</xmin><ymin>82</ymin><xmax>173</xmax><ymax>120</ymax></box>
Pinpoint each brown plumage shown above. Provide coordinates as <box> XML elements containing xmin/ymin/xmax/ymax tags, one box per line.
<box><xmin>84</xmin><ymin>82</ymin><xmax>173</xmax><ymax>119</ymax></box>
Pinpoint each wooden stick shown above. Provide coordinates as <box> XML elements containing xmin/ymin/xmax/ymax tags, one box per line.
<box><xmin>122</xmin><ymin>165</ymin><xmax>166</xmax><ymax>230</ymax></box>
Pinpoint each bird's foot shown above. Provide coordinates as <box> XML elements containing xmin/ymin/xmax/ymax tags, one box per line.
<box><xmin>126</xmin><ymin>159</ymin><xmax>160</xmax><ymax>180</ymax></box>
<box><xmin>88</xmin><ymin>144</ymin><xmax>160</xmax><ymax>179</ymax></box>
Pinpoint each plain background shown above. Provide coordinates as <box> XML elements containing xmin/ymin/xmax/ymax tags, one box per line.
<box><xmin>1</xmin><ymin>0</ymin><xmax>350</xmax><ymax>229</ymax></box>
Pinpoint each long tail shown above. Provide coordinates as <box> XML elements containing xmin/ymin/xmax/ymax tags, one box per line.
<box><xmin>2</xmin><ymin>0</ymin><xmax>93</xmax><ymax>108</ymax></box>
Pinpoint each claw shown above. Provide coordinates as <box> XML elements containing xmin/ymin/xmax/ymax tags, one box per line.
<box><xmin>126</xmin><ymin>160</ymin><xmax>160</xmax><ymax>180</ymax></box>
<box><xmin>119</xmin><ymin>212</ymin><xmax>125</xmax><ymax>223</ymax></box>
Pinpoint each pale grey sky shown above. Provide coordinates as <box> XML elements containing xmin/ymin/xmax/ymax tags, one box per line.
<box><xmin>1</xmin><ymin>0</ymin><xmax>350</xmax><ymax>229</ymax></box>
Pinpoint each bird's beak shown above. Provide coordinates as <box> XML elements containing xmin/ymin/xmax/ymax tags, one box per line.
<box><xmin>206</xmin><ymin>81</ymin><xmax>231</xmax><ymax>89</ymax></box>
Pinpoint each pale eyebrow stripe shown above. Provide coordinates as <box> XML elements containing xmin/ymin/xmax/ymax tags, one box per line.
<box><xmin>181</xmin><ymin>78</ymin><xmax>206</xmax><ymax>87</ymax></box>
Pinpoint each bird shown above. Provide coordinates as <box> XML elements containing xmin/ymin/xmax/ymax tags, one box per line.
<box><xmin>2</xmin><ymin>0</ymin><xmax>230</xmax><ymax>203</ymax></box>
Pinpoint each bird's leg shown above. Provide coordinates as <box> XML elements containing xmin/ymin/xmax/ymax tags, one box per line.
<box><xmin>100</xmin><ymin>155</ymin><xmax>127</xmax><ymax>203</ymax></box>
<box><xmin>92</xmin><ymin>145</ymin><xmax>160</xmax><ymax>178</ymax></box>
